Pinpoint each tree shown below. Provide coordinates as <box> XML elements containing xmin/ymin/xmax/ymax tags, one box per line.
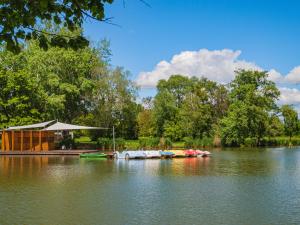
<box><xmin>266</xmin><ymin>115</ymin><xmax>284</xmax><ymax>137</ymax></box>
<box><xmin>0</xmin><ymin>0</ymin><xmax>114</xmax><ymax>53</ymax></box>
<box><xmin>281</xmin><ymin>105</ymin><xmax>298</xmax><ymax>141</ymax></box>
<box><xmin>221</xmin><ymin>70</ymin><xmax>280</xmax><ymax>146</ymax></box>
<box><xmin>137</xmin><ymin>98</ymin><xmax>155</xmax><ymax>137</ymax></box>
<box><xmin>0</xmin><ymin>65</ymin><xmax>43</xmax><ymax>128</ymax></box>
<box><xmin>0</xmin><ymin>29</ymin><xmax>139</xmax><ymax>138</ymax></box>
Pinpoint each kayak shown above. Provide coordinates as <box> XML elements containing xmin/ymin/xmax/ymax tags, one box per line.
<box><xmin>80</xmin><ymin>153</ymin><xmax>107</xmax><ymax>159</ymax></box>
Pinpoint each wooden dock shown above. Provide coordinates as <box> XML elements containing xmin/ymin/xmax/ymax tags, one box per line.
<box><xmin>0</xmin><ymin>150</ymin><xmax>99</xmax><ymax>156</ymax></box>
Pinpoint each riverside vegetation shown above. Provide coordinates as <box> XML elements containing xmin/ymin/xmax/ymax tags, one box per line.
<box><xmin>0</xmin><ymin>28</ymin><xmax>299</xmax><ymax>149</ymax></box>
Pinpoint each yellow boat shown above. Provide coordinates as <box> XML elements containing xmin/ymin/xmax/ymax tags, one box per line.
<box><xmin>169</xmin><ymin>150</ymin><xmax>186</xmax><ymax>158</ymax></box>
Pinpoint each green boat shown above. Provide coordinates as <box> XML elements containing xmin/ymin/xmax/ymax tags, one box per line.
<box><xmin>79</xmin><ymin>153</ymin><xmax>107</xmax><ymax>159</ymax></box>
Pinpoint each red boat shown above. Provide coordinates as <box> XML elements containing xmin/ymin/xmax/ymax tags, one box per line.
<box><xmin>184</xmin><ymin>149</ymin><xmax>198</xmax><ymax>157</ymax></box>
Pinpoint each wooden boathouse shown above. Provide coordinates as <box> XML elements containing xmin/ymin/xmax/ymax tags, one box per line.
<box><xmin>1</xmin><ymin>121</ymin><xmax>106</xmax><ymax>153</ymax></box>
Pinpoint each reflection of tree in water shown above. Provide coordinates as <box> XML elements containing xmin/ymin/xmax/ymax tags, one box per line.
<box><xmin>211</xmin><ymin>149</ymin><xmax>278</xmax><ymax>176</ymax></box>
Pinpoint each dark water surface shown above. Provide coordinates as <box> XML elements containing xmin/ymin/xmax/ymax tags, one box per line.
<box><xmin>1</xmin><ymin>147</ymin><xmax>300</xmax><ymax>225</ymax></box>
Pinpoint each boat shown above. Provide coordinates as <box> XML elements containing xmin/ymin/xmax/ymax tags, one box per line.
<box><xmin>184</xmin><ymin>149</ymin><xmax>198</xmax><ymax>157</ymax></box>
<box><xmin>159</xmin><ymin>150</ymin><xmax>175</xmax><ymax>158</ymax></box>
<box><xmin>195</xmin><ymin>150</ymin><xmax>211</xmax><ymax>157</ymax></box>
<box><xmin>144</xmin><ymin>150</ymin><xmax>161</xmax><ymax>159</ymax></box>
<box><xmin>169</xmin><ymin>150</ymin><xmax>186</xmax><ymax>158</ymax></box>
<box><xmin>115</xmin><ymin>150</ymin><xmax>146</xmax><ymax>159</ymax></box>
<box><xmin>202</xmin><ymin>151</ymin><xmax>211</xmax><ymax>157</ymax></box>
<box><xmin>80</xmin><ymin>153</ymin><xmax>107</xmax><ymax>159</ymax></box>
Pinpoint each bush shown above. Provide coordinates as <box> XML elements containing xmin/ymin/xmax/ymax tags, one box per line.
<box><xmin>244</xmin><ymin>137</ymin><xmax>257</xmax><ymax>147</ymax></box>
<box><xmin>183</xmin><ymin>136</ymin><xmax>213</xmax><ymax>148</ymax></box>
<box><xmin>183</xmin><ymin>137</ymin><xmax>193</xmax><ymax>148</ymax></box>
<box><xmin>59</xmin><ymin>137</ymin><xmax>76</xmax><ymax>149</ymax></box>
<box><xmin>138</xmin><ymin>137</ymin><xmax>160</xmax><ymax>149</ymax></box>
<box><xmin>97</xmin><ymin>137</ymin><xmax>125</xmax><ymax>150</ymax></box>
<box><xmin>125</xmin><ymin>140</ymin><xmax>140</xmax><ymax>150</ymax></box>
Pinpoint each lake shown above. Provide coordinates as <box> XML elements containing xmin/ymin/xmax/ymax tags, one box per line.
<box><xmin>1</xmin><ymin>147</ymin><xmax>300</xmax><ymax>225</ymax></box>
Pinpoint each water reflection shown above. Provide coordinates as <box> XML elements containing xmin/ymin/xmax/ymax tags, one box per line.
<box><xmin>0</xmin><ymin>150</ymin><xmax>290</xmax><ymax>178</ymax></box>
<box><xmin>1</xmin><ymin>148</ymin><xmax>300</xmax><ymax>225</ymax></box>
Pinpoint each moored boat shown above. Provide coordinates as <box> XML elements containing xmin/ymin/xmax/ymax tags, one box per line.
<box><xmin>159</xmin><ymin>150</ymin><xmax>175</xmax><ymax>158</ymax></box>
<box><xmin>195</xmin><ymin>150</ymin><xmax>211</xmax><ymax>157</ymax></box>
<box><xmin>144</xmin><ymin>150</ymin><xmax>161</xmax><ymax>159</ymax></box>
<box><xmin>80</xmin><ymin>153</ymin><xmax>107</xmax><ymax>159</ymax></box>
<box><xmin>115</xmin><ymin>150</ymin><xmax>146</xmax><ymax>159</ymax></box>
<box><xmin>184</xmin><ymin>149</ymin><xmax>198</xmax><ymax>157</ymax></box>
<box><xmin>169</xmin><ymin>150</ymin><xmax>186</xmax><ymax>158</ymax></box>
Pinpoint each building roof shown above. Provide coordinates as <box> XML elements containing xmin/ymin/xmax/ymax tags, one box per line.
<box><xmin>42</xmin><ymin>122</ymin><xmax>107</xmax><ymax>131</ymax></box>
<box><xmin>6</xmin><ymin>120</ymin><xmax>55</xmax><ymax>130</ymax></box>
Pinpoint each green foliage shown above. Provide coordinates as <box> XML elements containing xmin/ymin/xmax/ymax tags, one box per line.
<box><xmin>153</xmin><ymin>75</ymin><xmax>228</xmax><ymax>140</ymax></box>
<box><xmin>0</xmin><ymin>31</ymin><xmax>139</xmax><ymax>138</ymax></box>
<box><xmin>0</xmin><ymin>0</ymin><xmax>114</xmax><ymax>53</ymax></box>
<box><xmin>124</xmin><ymin>140</ymin><xmax>140</xmax><ymax>150</ymax></box>
<box><xmin>97</xmin><ymin>137</ymin><xmax>125</xmax><ymax>150</ymax></box>
<box><xmin>0</xmin><ymin>52</ymin><xmax>44</xmax><ymax>128</ymax></box>
<box><xmin>281</xmin><ymin>105</ymin><xmax>299</xmax><ymax>140</ymax></box>
<box><xmin>138</xmin><ymin>137</ymin><xmax>160</xmax><ymax>148</ymax></box>
<box><xmin>221</xmin><ymin>70</ymin><xmax>280</xmax><ymax>146</ymax></box>
<box><xmin>137</xmin><ymin>109</ymin><xmax>155</xmax><ymax>137</ymax></box>
<box><xmin>183</xmin><ymin>137</ymin><xmax>213</xmax><ymax>148</ymax></box>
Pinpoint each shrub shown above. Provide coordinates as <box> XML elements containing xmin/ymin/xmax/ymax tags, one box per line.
<box><xmin>183</xmin><ymin>137</ymin><xmax>193</xmax><ymax>148</ymax></box>
<box><xmin>138</xmin><ymin>137</ymin><xmax>160</xmax><ymax>149</ymax></box>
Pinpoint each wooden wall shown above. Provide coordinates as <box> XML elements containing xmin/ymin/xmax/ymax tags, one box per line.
<box><xmin>1</xmin><ymin>130</ymin><xmax>55</xmax><ymax>151</ymax></box>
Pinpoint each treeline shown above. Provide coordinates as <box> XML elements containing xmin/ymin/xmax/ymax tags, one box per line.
<box><xmin>1</xmin><ymin>30</ymin><xmax>299</xmax><ymax>147</ymax></box>
<box><xmin>0</xmin><ymin>29</ymin><xmax>140</xmax><ymax>139</ymax></box>
<box><xmin>137</xmin><ymin>72</ymin><xmax>300</xmax><ymax>147</ymax></box>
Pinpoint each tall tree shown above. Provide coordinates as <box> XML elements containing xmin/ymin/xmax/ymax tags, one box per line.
<box><xmin>281</xmin><ymin>105</ymin><xmax>298</xmax><ymax>141</ymax></box>
<box><xmin>221</xmin><ymin>70</ymin><xmax>280</xmax><ymax>146</ymax></box>
<box><xmin>0</xmin><ymin>50</ymin><xmax>44</xmax><ymax>127</ymax></box>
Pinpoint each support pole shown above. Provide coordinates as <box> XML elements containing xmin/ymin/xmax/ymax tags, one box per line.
<box><xmin>21</xmin><ymin>130</ymin><xmax>23</xmax><ymax>151</ymax></box>
<box><xmin>1</xmin><ymin>130</ymin><xmax>4</xmax><ymax>151</ymax></box>
<box><xmin>12</xmin><ymin>131</ymin><xmax>15</xmax><ymax>151</ymax></box>
<box><xmin>112</xmin><ymin>126</ymin><xmax>116</xmax><ymax>153</ymax></box>
<box><xmin>39</xmin><ymin>131</ymin><xmax>42</xmax><ymax>151</ymax></box>
<box><xmin>30</xmin><ymin>131</ymin><xmax>33</xmax><ymax>151</ymax></box>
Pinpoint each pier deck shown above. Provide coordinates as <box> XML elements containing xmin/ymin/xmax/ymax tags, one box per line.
<box><xmin>0</xmin><ymin>150</ymin><xmax>99</xmax><ymax>156</ymax></box>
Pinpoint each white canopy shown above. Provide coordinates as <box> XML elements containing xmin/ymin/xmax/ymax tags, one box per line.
<box><xmin>6</xmin><ymin>120</ymin><xmax>55</xmax><ymax>130</ymax></box>
<box><xmin>42</xmin><ymin>122</ymin><xmax>107</xmax><ymax>131</ymax></box>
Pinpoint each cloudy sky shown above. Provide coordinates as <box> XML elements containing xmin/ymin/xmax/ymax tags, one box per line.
<box><xmin>84</xmin><ymin>0</ymin><xmax>300</xmax><ymax>110</ymax></box>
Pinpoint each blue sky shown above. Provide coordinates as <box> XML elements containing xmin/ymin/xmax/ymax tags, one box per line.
<box><xmin>84</xmin><ymin>0</ymin><xmax>300</xmax><ymax>105</ymax></box>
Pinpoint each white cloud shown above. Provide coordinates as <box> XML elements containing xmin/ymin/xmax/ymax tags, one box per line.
<box><xmin>268</xmin><ymin>69</ymin><xmax>284</xmax><ymax>83</ymax></box>
<box><xmin>285</xmin><ymin>66</ymin><xmax>300</xmax><ymax>84</ymax></box>
<box><xmin>279</xmin><ymin>87</ymin><xmax>300</xmax><ymax>105</ymax></box>
<box><xmin>136</xmin><ymin>49</ymin><xmax>262</xmax><ymax>88</ymax></box>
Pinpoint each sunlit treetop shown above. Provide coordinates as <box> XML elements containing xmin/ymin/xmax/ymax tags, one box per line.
<box><xmin>0</xmin><ymin>0</ymin><xmax>114</xmax><ymax>53</ymax></box>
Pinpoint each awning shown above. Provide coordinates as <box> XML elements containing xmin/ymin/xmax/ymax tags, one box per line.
<box><xmin>42</xmin><ymin>122</ymin><xmax>108</xmax><ymax>131</ymax></box>
<box><xmin>6</xmin><ymin>120</ymin><xmax>55</xmax><ymax>130</ymax></box>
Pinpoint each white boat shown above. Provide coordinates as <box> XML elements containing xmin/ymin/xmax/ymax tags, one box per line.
<box><xmin>144</xmin><ymin>150</ymin><xmax>161</xmax><ymax>158</ymax></box>
<box><xmin>115</xmin><ymin>150</ymin><xmax>146</xmax><ymax>159</ymax></box>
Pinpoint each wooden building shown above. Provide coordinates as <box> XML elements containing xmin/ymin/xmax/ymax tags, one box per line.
<box><xmin>1</xmin><ymin>130</ymin><xmax>55</xmax><ymax>151</ymax></box>
<box><xmin>1</xmin><ymin>121</ymin><xmax>105</xmax><ymax>152</ymax></box>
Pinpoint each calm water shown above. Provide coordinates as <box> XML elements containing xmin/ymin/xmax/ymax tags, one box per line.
<box><xmin>1</xmin><ymin>148</ymin><xmax>300</xmax><ymax>225</ymax></box>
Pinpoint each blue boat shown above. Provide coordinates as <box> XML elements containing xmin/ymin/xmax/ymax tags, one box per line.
<box><xmin>159</xmin><ymin>150</ymin><xmax>175</xmax><ymax>158</ymax></box>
